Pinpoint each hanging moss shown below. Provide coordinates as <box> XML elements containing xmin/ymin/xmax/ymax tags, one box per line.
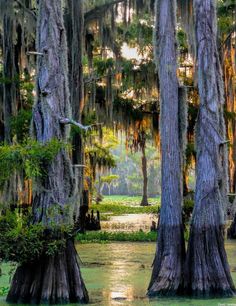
<box><xmin>85</xmin><ymin>142</ymin><xmax>116</xmax><ymax>181</ymax></box>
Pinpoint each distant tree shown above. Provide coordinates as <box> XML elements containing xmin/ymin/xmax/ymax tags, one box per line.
<box><xmin>100</xmin><ymin>174</ymin><xmax>119</xmax><ymax>195</ymax></box>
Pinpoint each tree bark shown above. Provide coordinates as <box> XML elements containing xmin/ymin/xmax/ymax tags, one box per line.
<box><xmin>7</xmin><ymin>240</ymin><xmax>88</xmax><ymax>304</ymax></box>
<box><xmin>184</xmin><ymin>0</ymin><xmax>235</xmax><ymax>297</ymax></box>
<box><xmin>7</xmin><ymin>0</ymin><xmax>89</xmax><ymax>303</ymax></box>
<box><xmin>148</xmin><ymin>0</ymin><xmax>185</xmax><ymax>296</ymax></box>
<box><xmin>140</xmin><ymin>145</ymin><xmax>149</xmax><ymax>206</ymax></box>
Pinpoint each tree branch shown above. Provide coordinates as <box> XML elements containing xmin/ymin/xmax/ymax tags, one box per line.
<box><xmin>27</xmin><ymin>51</ymin><xmax>44</xmax><ymax>56</ymax></box>
<box><xmin>59</xmin><ymin>117</ymin><xmax>103</xmax><ymax>131</ymax></box>
<box><xmin>220</xmin><ymin>25</ymin><xmax>236</xmax><ymax>49</ymax></box>
<box><xmin>85</xmin><ymin>0</ymin><xmax>126</xmax><ymax>25</ymax></box>
<box><xmin>15</xmin><ymin>0</ymin><xmax>37</xmax><ymax>20</ymax></box>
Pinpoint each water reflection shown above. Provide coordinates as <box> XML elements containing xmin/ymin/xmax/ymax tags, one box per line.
<box><xmin>1</xmin><ymin>242</ymin><xmax>236</xmax><ymax>306</ymax></box>
<box><xmin>77</xmin><ymin>241</ymin><xmax>236</xmax><ymax>306</ymax></box>
<box><xmin>101</xmin><ymin>213</ymin><xmax>158</xmax><ymax>232</ymax></box>
<box><xmin>103</xmin><ymin>243</ymin><xmax>135</xmax><ymax>304</ymax></box>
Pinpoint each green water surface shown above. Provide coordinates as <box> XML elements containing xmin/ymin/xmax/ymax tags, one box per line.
<box><xmin>1</xmin><ymin>241</ymin><xmax>236</xmax><ymax>305</ymax></box>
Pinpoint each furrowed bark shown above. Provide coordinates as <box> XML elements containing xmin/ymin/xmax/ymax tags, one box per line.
<box><xmin>7</xmin><ymin>240</ymin><xmax>88</xmax><ymax>304</ymax></box>
<box><xmin>148</xmin><ymin>0</ymin><xmax>185</xmax><ymax>296</ymax></box>
<box><xmin>184</xmin><ymin>0</ymin><xmax>235</xmax><ymax>297</ymax></box>
<box><xmin>7</xmin><ymin>0</ymin><xmax>89</xmax><ymax>303</ymax></box>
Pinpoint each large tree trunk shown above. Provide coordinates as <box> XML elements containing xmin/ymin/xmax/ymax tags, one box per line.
<box><xmin>148</xmin><ymin>0</ymin><xmax>185</xmax><ymax>296</ymax></box>
<box><xmin>184</xmin><ymin>0</ymin><xmax>235</xmax><ymax>297</ymax></box>
<box><xmin>7</xmin><ymin>240</ymin><xmax>88</xmax><ymax>304</ymax></box>
<box><xmin>140</xmin><ymin>146</ymin><xmax>149</xmax><ymax>206</ymax></box>
<box><xmin>7</xmin><ymin>0</ymin><xmax>89</xmax><ymax>304</ymax></box>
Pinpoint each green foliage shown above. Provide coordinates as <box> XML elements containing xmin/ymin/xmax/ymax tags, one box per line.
<box><xmin>185</xmin><ymin>142</ymin><xmax>196</xmax><ymax>165</ymax></box>
<box><xmin>76</xmin><ymin>230</ymin><xmax>157</xmax><ymax>243</ymax></box>
<box><xmin>93</xmin><ymin>57</ymin><xmax>115</xmax><ymax>76</ymax></box>
<box><xmin>117</xmin><ymin>16</ymin><xmax>153</xmax><ymax>52</ymax></box>
<box><xmin>10</xmin><ymin>109</ymin><xmax>32</xmax><ymax>141</ymax></box>
<box><xmin>86</xmin><ymin>143</ymin><xmax>116</xmax><ymax>171</ymax></box>
<box><xmin>100</xmin><ymin>174</ymin><xmax>119</xmax><ymax>184</ymax></box>
<box><xmin>225</xmin><ymin>109</ymin><xmax>236</xmax><ymax>121</ymax></box>
<box><xmin>98</xmin><ymin>195</ymin><xmax>160</xmax><ymax>206</ymax></box>
<box><xmin>82</xmin><ymin>111</ymin><xmax>97</xmax><ymax>126</ymax></box>
<box><xmin>91</xmin><ymin>200</ymin><xmax>159</xmax><ymax>215</ymax></box>
<box><xmin>113</xmin><ymin>97</ymin><xmax>143</xmax><ymax>121</ymax></box>
<box><xmin>0</xmin><ymin>212</ymin><xmax>72</xmax><ymax>264</ymax></box>
<box><xmin>0</xmin><ymin>74</ymin><xmax>20</xmax><ymax>85</ymax></box>
<box><xmin>19</xmin><ymin>76</ymin><xmax>35</xmax><ymax>107</ymax></box>
<box><xmin>217</xmin><ymin>0</ymin><xmax>236</xmax><ymax>36</ymax></box>
<box><xmin>0</xmin><ymin>261</ymin><xmax>16</xmax><ymax>297</ymax></box>
<box><xmin>0</xmin><ymin>139</ymin><xmax>68</xmax><ymax>188</ymax></box>
<box><xmin>177</xmin><ymin>29</ymin><xmax>188</xmax><ymax>55</ymax></box>
<box><xmin>183</xmin><ymin>199</ymin><xmax>194</xmax><ymax>218</ymax></box>
<box><xmin>0</xmin><ymin>286</ymin><xmax>9</xmax><ymax>296</ymax></box>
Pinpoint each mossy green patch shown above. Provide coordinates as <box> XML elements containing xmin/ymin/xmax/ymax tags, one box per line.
<box><xmin>76</xmin><ymin>231</ymin><xmax>157</xmax><ymax>243</ymax></box>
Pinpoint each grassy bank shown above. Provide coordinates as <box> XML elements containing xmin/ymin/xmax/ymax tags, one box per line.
<box><xmin>91</xmin><ymin>195</ymin><xmax>160</xmax><ymax>217</ymax></box>
<box><xmin>76</xmin><ymin>231</ymin><xmax>157</xmax><ymax>243</ymax></box>
<box><xmin>91</xmin><ymin>203</ymin><xmax>159</xmax><ymax>215</ymax></box>
<box><xmin>96</xmin><ymin>195</ymin><xmax>160</xmax><ymax>206</ymax></box>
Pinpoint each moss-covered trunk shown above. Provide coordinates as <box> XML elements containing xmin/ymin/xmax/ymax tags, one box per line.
<box><xmin>184</xmin><ymin>0</ymin><xmax>235</xmax><ymax>297</ymax></box>
<box><xmin>148</xmin><ymin>0</ymin><xmax>185</xmax><ymax>296</ymax></box>
<box><xmin>7</xmin><ymin>0</ymin><xmax>88</xmax><ymax>303</ymax></box>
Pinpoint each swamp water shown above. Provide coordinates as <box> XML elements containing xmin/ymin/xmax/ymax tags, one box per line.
<box><xmin>1</xmin><ymin>241</ymin><xmax>236</xmax><ymax>305</ymax></box>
